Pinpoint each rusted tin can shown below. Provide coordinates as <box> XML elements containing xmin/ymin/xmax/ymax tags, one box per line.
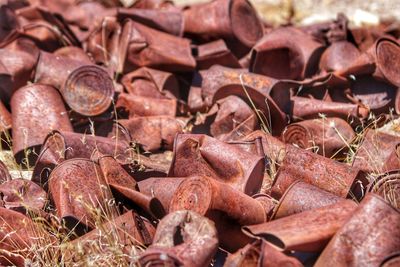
<box><xmin>61</xmin><ymin>65</ymin><xmax>115</xmax><ymax>116</ymax></box>
<box><xmin>0</xmin><ymin>48</ymin><xmax>38</xmax><ymax>101</ymax></box>
<box><xmin>121</xmin><ymin>67</ymin><xmax>180</xmax><ymax>99</ymax></box>
<box><xmin>243</xmin><ymin>199</ymin><xmax>357</xmax><ymax>252</ymax></box>
<box><xmin>32</xmin><ymin>130</ymin><xmax>130</xmax><ymax>187</ymax></box>
<box><xmin>117</xmin><ymin>116</ymin><xmax>183</xmax><ymax>152</ymax></box>
<box><xmin>319</xmin><ymin>41</ymin><xmax>360</xmax><ymax>72</ymax></box>
<box><xmin>169</xmin><ymin>134</ymin><xmax>265</xmax><ymax>195</ymax></box>
<box><xmin>48</xmin><ymin>158</ymin><xmax>117</xmax><ymax>231</ymax></box>
<box><xmin>0</xmin><ymin>207</ymin><xmax>54</xmax><ymax>266</ymax></box>
<box><xmin>117</xmin><ymin>8</ymin><xmax>184</xmax><ymax>36</ymax></box>
<box><xmin>291</xmin><ymin>96</ymin><xmax>369</xmax><ymax>121</ymax></box>
<box><xmin>11</xmin><ymin>84</ymin><xmax>73</xmax><ymax>166</ymax></box>
<box><xmin>380</xmin><ymin>253</ymin><xmax>400</xmax><ymax>267</ymax></box>
<box><xmin>271</xmin><ymin>144</ymin><xmax>367</xmax><ymax>200</ymax></box>
<box><xmin>272</xmin><ymin>181</ymin><xmax>343</xmax><ymax>219</ymax></box>
<box><xmin>54</xmin><ymin>46</ymin><xmax>93</xmax><ymax>64</ymax></box>
<box><xmin>352</xmin><ymin>129</ymin><xmax>400</xmax><ymax>174</ymax></box>
<box><xmin>194</xmin><ymin>39</ymin><xmax>241</xmax><ymax>69</ymax></box>
<box><xmin>252</xmin><ymin>193</ymin><xmax>276</xmax><ymax>221</ymax></box>
<box><xmin>139</xmin><ymin>210</ymin><xmax>218</xmax><ymax>267</ymax></box>
<box><xmin>250</xmin><ymin>27</ymin><xmax>325</xmax><ymax>80</ymax></box>
<box><xmin>183</xmin><ymin>0</ymin><xmax>263</xmax><ymax>53</ymax></box>
<box><xmin>315</xmin><ymin>193</ymin><xmax>400</xmax><ymax>267</ymax></box>
<box><xmin>169</xmin><ymin>176</ymin><xmax>266</xmax><ymax>225</ymax></box>
<box><xmin>336</xmin><ymin>38</ymin><xmax>400</xmax><ymax>87</ymax></box>
<box><xmin>118</xmin><ymin>20</ymin><xmax>196</xmax><ymax>73</ymax></box>
<box><xmin>138</xmin><ymin>177</ymin><xmax>186</xmax><ymax>212</ymax></box>
<box><xmin>224</xmin><ymin>240</ymin><xmax>303</xmax><ymax>267</ymax></box>
<box><xmin>0</xmin><ymin>178</ymin><xmax>47</xmax><ymax>213</ymax></box>
<box><xmin>281</xmin><ymin>117</ymin><xmax>355</xmax><ymax>157</ymax></box>
<box><xmin>116</xmin><ymin>93</ymin><xmax>177</xmax><ymax>118</ymax></box>
<box><xmin>97</xmin><ymin>154</ymin><xmax>166</xmax><ymax>219</ymax></box>
<box><xmin>65</xmin><ymin>210</ymin><xmax>156</xmax><ymax>262</ymax></box>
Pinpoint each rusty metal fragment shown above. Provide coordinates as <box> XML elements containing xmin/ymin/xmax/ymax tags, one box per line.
<box><xmin>54</xmin><ymin>46</ymin><xmax>93</xmax><ymax>64</ymax></box>
<box><xmin>194</xmin><ymin>39</ymin><xmax>241</xmax><ymax>69</ymax></box>
<box><xmin>169</xmin><ymin>134</ymin><xmax>264</xmax><ymax>195</ymax></box>
<box><xmin>118</xmin><ymin>20</ymin><xmax>196</xmax><ymax>73</ymax></box>
<box><xmin>183</xmin><ymin>0</ymin><xmax>263</xmax><ymax>54</ymax></box>
<box><xmin>97</xmin><ymin>154</ymin><xmax>166</xmax><ymax>219</ymax></box>
<box><xmin>281</xmin><ymin>117</ymin><xmax>355</xmax><ymax>157</ymax></box>
<box><xmin>353</xmin><ymin>129</ymin><xmax>400</xmax><ymax>173</ymax></box>
<box><xmin>0</xmin><ymin>178</ymin><xmax>47</xmax><ymax>213</ymax></box>
<box><xmin>315</xmin><ymin>193</ymin><xmax>400</xmax><ymax>267</ymax></box>
<box><xmin>48</xmin><ymin>158</ymin><xmax>117</xmax><ymax>231</ymax></box>
<box><xmin>271</xmin><ymin>144</ymin><xmax>367</xmax><ymax>199</ymax></box>
<box><xmin>224</xmin><ymin>240</ymin><xmax>303</xmax><ymax>267</ymax></box>
<box><xmin>0</xmin><ymin>207</ymin><xmax>53</xmax><ymax>266</ymax></box>
<box><xmin>169</xmin><ymin>176</ymin><xmax>266</xmax><ymax>225</ymax></box>
<box><xmin>243</xmin><ymin>200</ymin><xmax>357</xmax><ymax>252</ymax></box>
<box><xmin>117</xmin><ymin>8</ymin><xmax>183</xmax><ymax>36</ymax></box>
<box><xmin>116</xmin><ymin>93</ymin><xmax>177</xmax><ymax>118</ymax></box>
<box><xmin>138</xmin><ymin>177</ymin><xmax>186</xmax><ymax>212</ymax></box>
<box><xmin>121</xmin><ymin>67</ymin><xmax>179</xmax><ymax>99</ymax></box>
<box><xmin>250</xmin><ymin>27</ymin><xmax>325</xmax><ymax>80</ymax></box>
<box><xmin>117</xmin><ymin>116</ymin><xmax>183</xmax><ymax>152</ymax></box>
<box><xmin>319</xmin><ymin>41</ymin><xmax>360</xmax><ymax>72</ymax></box>
<box><xmin>139</xmin><ymin>210</ymin><xmax>218</xmax><ymax>267</ymax></box>
<box><xmin>273</xmin><ymin>181</ymin><xmax>344</xmax><ymax>219</ymax></box>
<box><xmin>11</xmin><ymin>84</ymin><xmax>73</xmax><ymax>165</ymax></box>
<box><xmin>381</xmin><ymin>253</ymin><xmax>400</xmax><ymax>267</ymax></box>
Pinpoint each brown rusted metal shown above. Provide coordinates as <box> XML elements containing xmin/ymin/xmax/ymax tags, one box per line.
<box><xmin>368</xmin><ymin>170</ymin><xmax>400</xmax><ymax>209</ymax></box>
<box><xmin>224</xmin><ymin>239</ymin><xmax>303</xmax><ymax>267</ymax></box>
<box><xmin>66</xmin><ymin>210</ymin><xmax>156</xmax><ymax>262</ymax></box>
<box><xmin>118</xmin><ymin>19</ymin><xmax>196</xmax><ymax>73</ymax></box>
<box><xmin>62</xmin><ymin>64</ymin><xmax>115</xmax><ymax>116</ymax></box>
<box><xmin>270</xmin><ymin>144</ymin><xmax>367</xmax><ymax>200</ymax></box>
<box><xmin>0</xmin><ymin>5</ymin><xmax>19</xmax><ymax>47</ymax></box>
<box><xmin>11</xmin><ymin>84</ymin><xmax>73</xmax><ymax>166</ymax></box>
<box><xmin>273</xmin><ymin>181</ymin><xmax>344</xmax><ymax>219</ymax></box>
<box><xmin>0</xmin><ymin>100</ymin><xmax>12</xmax><ymax>138</ymax></box>
<box><xmin>336</xmin><ymin>38</ymin><xmax>400</xmax><ymax>87</ymax></box>
<box><xmin>34</xmin><ymin>51</ymin><xmax>86</xmax><ymax>90</ymax></box>
<box><xmin>188</xmin><ymin>65</ymin><xmax>288</xmax><ymax>135</ymax></box>
<box><xmin>194</xmin><ymin>39</ymin><xmax>241</xmax><ymax>69</ymax></box>
<box><xmin>243</xmin><ymin>199</ymin><xmax>357</xmax><ymax>252</ymax></box>
<box><xmin>208</xmin><ymin>96</ymin><xmax>257</xmax><ymax>141</ymax></box>
<box><xmin>352</xmin><ymin>129</ymin><xmax>400</xmax><ymax>173</ymax></box>
<box><xmin>281</xmin><ymin>117</ymin><xmax>355</xmax><ymax>157</ymax></box>
<box><xmin>252</xmin><ymin>193</ymin><xmax>276</xmax><ymax>221</ymax></box>
<box><xmin>169</xmin><ymin>176</ymin><xmax>266</xmax><ymax>225</ymax></box>
<box><xmin>117</xmin><ymin>8</ymin><xmax>184</xmax><ymax>36</ymax></box>
<box><xmin>117</xmin><ymin>116</ymin><xmax>183</xmax><ymax>152</ymax></box>
<box><xmin>97</xmin><ymin>154</ymin><xmax>166</xmax><ymax>219</ymax></box>
<box><xmin>139</xmin><ymin>210</ymin><xmax>218</xmax><ymax>267</ymax></box>
<box><xmin>121</xmin><ymin>67</ymin><xmax>180</xmax><ymax>99</ymax></box>
<box><xmin>0</xmin><ymin>207</ymin><xmax>54</xmax><ymax>266</ymax></box>
<box><xmin>32</xmin><ymin>130</ymin><xmax>130</xmax><ymax>187</ymax></box>
<box><xmin>16</xmin><ymin>6</ymin><xmax>79</xmax><ymax>50</ymax></box>
<box><xmin>0</xmin><ymin>178</ymin><xmax>47</xmax><ymax>213</ymax></box>
<box><xmin>169</xmin><ymin>134</ymin><xmax>265</xmax><ymax>195</ymax></box>
<box><xmin>183</xmin><ymin>0</ymin><xmax>263</xmax><ymax>53</ymax></box>
<box><xmin>116</xmin><ymin>93</ymin><xmax>177</xmax><ymax>118</ymax></box>
<box><xmin>382</xmin><ymin>144</ymin><xmax>400</xmax><ymax>171</ymax></box>
<box><xmin>250</xmin><ymin>27</ymin><xmax>325</xmax><ymax>80</ymax></box>
<box><xmin>54</xmin><ymin>46</ymin><xmax>93</xmax><ymax>64</ymax></box>
<box><xmin>138</xmin><ymin>177</ymin><xmax>186</xmax><ymax>212</ymax></box>
<box><xmin>0</xmin><ymin>47</ymin><xmax>38</xmax><ymax>102</ymax></box>
<box><xmin>319</xmin><ymin>41</ymin><xmax>360</xmax><ymax>72</ymax></box>
<box><xmin>315</xmin><ymin>193</ymin><xmax>400</xmax><ymax>267</ymax></box>
<box><xmin>291</xmin><ymin>96</ymin><xmax>369</xmax><ymax>121</ymax></box>
<box><xmin>48</xmin><ymin>158</ymin><xmax>117</xmax><ymax>231</ymax></box>
<box><xmin>132</xmin><ymin>0</ymin><xmax>178</xmax><ymax>10</ymax></box>
<box><xmin>85</xmin><ymin>16</ymin><xmax>120</xmax><ymax>70</ymax></box>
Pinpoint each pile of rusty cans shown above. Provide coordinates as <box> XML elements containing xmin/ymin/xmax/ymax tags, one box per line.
<box><xmin>0</xmin><ymin>0</ymin><xmax>399</xmax><ymax>266</ymax></box>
